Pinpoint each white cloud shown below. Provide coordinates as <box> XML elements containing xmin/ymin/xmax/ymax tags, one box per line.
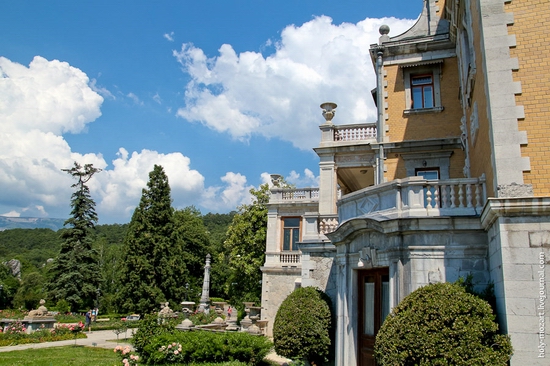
<box><xmin>94</xmin><ymin>148</ymin><xmax>206</xmax><ymax>220</ymax></box>
<box><xmin>0</xmin><ymin>56</ymin><xmax>255</xmax><ymax>223</ymax></box>
<box><xmin>2</xmin><ymin>210</ymin><xmax>20</xmax><ymax>217</ymax></box>
<box><xmin>0</xmin><ymin>15</ymin><xmax>418</xmax><ymax>224</ymax></box>
<box><xmin>90</xmin><ymin>78</ymin><xmax>115</xmax><ymax>100</ymax></box>
<box><xmin>174</xmin><ymin>16</ymin><xmax>416</xmax><ymax>150</ymax></box>
<box><xmin>0</xmin><ymin>56</ymin><xmax>106</xmax><ymax>218</ymax></box>
<box><xmin>164</xmin><ymin>31</ymin><xmax>175</xmax><ymax>42</ymax></box>
<box><xmin>287</xmin><ymin>168</ymin><xmax>319</xmax><ymax>187</ymax></box>
<box><xmin>153</xmin><ymin>92</ymin><xmax>162</xmax><ymax>104</ymax></box>
<box><xmin>0</xmin><ymin>56</ymin><xmax>103</xmax><ymax>135</ymax></box>
<box><xmin>260</xmin><ymin>169</ymin><xmax>319</xmax><ymax>188</ymax></box>
<box><xmin>127</xmin><ymin>92</ymin><xmax>143</xmax><ymax>105</ymax></box>
<box><xmin>201</xmin><ymin>172</ymin><xmax>254</xmax><ymax>212</ymax></box>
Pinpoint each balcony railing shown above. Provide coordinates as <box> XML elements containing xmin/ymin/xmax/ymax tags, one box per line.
<box><xmin>270</xmin><ymin>188</ymin><xmax>320</xmax><ymax>203</ymax></box>
<box><xmin>265</xmin><ymin>251</ymin><xmax>301</xmax><ymax>265</ymax></box>
<box><xmin>334</xmin><ymin>123</ymin><xmax>377</xmax><ymax>142</ymax></box>
<box><xmin>338</xmin><ymin>175</ymin><xmax>487</xmax><ymax>222</ymax></box>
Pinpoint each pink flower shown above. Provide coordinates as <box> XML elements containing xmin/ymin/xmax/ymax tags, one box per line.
<box><xmin>174</xmin><ymin>350</ymin><xmax>179</xmax><ymax>355</ymax></box>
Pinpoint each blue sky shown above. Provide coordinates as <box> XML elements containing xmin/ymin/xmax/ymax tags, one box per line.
<box><xmin>0</xmin><ymin>0</ymin><xmax>421</xmax><ymax>224</ymax></box>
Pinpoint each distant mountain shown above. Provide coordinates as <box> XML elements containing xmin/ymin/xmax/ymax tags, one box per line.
<box><xmin>0</xmin><ymin>216</ymin><xmax>66</xmax><ymax>231</ymax></box>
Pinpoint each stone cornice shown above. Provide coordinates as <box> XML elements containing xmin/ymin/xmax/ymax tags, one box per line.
<box><xmin>260</xmin><ymin>266</ymin><xmax>301</xmax><ymax>274</ymax></box>
<box><xmin>481</xmin><ymin>197</ymin><xmax>550</xmax><ymax>229</ymax></box>
<box><xmin>327</xmin><ymin>216</ymin><xmax>482</xmax><ymax>245</ymax></box>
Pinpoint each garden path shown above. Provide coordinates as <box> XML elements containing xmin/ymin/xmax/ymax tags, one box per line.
<box><xmin>0</xmin><ymin>329</ymin><xmax>133</xmax><ymax>353</ymax></box>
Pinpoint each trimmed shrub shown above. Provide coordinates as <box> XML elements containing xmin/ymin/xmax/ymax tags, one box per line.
<box><xmin>374</xmin><ymin>282</ymin><xmax>513</xmax><ymax>365</ymax></box>
<box><xmin>140</xmin><ymin>330</ymin><xmax>272</xmax><ymax>365</ymax></box>
<box><xmin>273</xmin><ymin>287</ymin><xmax>333</xmax><ymax>365</ymax></box>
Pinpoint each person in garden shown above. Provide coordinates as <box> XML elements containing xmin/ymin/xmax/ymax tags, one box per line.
<box><xmin>85</xmin><ymin>309</ymin><xmax>92</xmax><ymax>333</ymax></box>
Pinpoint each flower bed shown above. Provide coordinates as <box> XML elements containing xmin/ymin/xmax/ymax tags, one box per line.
<box><xmin>0</xmin><ymin>320</ymin><xmax>86</xmax><ymax>346</ymax></box>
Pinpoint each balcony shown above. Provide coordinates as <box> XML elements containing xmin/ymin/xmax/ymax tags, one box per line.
<box><xmin>319</xmin><ymin>123</ymin><xmax>377</xmax><ymax>147</ymax></box>
<box><xmin>338</xmin><ymin>175</ymin><xmax>487</xmax><ymax>222</ymax></box>
<box><xmin>334</xmin><ymin>123</ymin><xmax>377</xmax><ymax>142</ymax></box>
<box><xmin>265</xmin><ymin>251</ymin><xmax>301</xmax><ymax>267</ymax></box>
<box><xmin>270</xmin><ymin>187</ymin><xmax>320</xmax><ymax>203</ymax></box>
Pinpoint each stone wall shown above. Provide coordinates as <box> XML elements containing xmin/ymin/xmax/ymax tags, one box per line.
<box><xmin>260</xmin><ymin>267</ymin><xmax>301</xmax><ymax>337</ymax></box>
<box><xmin>482</xmin><ymin>198</ymin><xmax>550</xmax><ymax>365</ymax></box>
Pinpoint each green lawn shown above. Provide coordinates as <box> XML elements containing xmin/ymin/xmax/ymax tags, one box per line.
<box><xmin>0</xmin><ymin>346</ymin><xmax>119</xmax><ymax>366</ymax></box>
<box><xmin>0</xmin><ymin>346</ymin><xmax>279</xmax><ymax>366</ymax></box>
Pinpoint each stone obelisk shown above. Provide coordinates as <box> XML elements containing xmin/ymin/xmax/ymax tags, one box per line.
<box><xmin>198</xmin><ymin>254</ymin><xmax>211</xmax><ymax>313</ymax></box>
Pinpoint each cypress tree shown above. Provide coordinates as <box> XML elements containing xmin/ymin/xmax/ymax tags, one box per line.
<box><xmin>117</xmin><ymin>165</ymin><xmax>186</xmax><ymax>314</ymax></box>
<box><xmin>47</xmin><ymin>162</ymin><xmax>102</xmax><ymax>311</ymax></box>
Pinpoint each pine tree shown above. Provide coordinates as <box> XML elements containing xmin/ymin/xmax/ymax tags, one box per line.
<box><xmin>47</xmin><ymin>162</ymin><xmax>102</xmax><ymax>311</ymax></box>
<box><xmin>117</xmin><ymin>165</ymin><xmax>186</xmax><ymax>314</ymax></box>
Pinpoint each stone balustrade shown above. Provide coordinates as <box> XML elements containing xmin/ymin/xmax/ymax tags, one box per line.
<box><xmin>265</xmin><ymin>251</ymin><xmax>301</xmax><ymax>265</ymax></box>
<box><xmin>270</xmin><ymin>187</ymin><xmax>320</xmax><ymax>203</ymax></box>
<box><xmin>338</xmin><ymin>175</ymin><xmax>487</xmax><ymax>222</ymax></box>
<box><xmin>334</xmin><ymin>123</ymin><xmax>377</xmax><ymax>141</ymax></box>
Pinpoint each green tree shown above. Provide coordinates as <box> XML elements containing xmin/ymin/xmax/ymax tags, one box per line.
<box><xmin>46</xmin><ymin>162</ymin><xmax>102</xmax><ymax>311</ymax></box>
<box><xmin>224</xmin><ymin>184</ymin><xmax>269</xmax><ymax>307</ymax></box>
<box><xmin>117</xmin><ymin>165</ymin><xmax>186</xmax><ymax>314</ymax></box>
<box><xmin>93</xmin><ymin>223</ymin><xmax>128</xmax><ymax>312</ymax></box>
<box><xmin>203</xmin><ymin>211</ymin><xmax>235</xmax><ymax>300</ymax></box>
<box><xmin>0</xmin><ymin>264</ymin><xmax>20</xmax><ymax>309</ymax></box>
<box><xmin>273</xmin><ymin>287</ymin><xmax>333</xmax><ymax>365</ymax></box>
<box><xmin>173</xmin><ymin>207</ymin><xmax>210</xmax><ymax>301</ymax></box>
<box><xmin>13</xmin><ymin>272</ymin><xmax>45</xmax><ymax>310</ymax></box>
<box><xmin>374</xmin><ymin>282</ymin><xmax>513</xmax><ymax>365</ymax></box>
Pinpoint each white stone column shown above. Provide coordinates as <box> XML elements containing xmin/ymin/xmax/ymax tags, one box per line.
<box><xmin>319</xmin><ymin>154</ymin><xmax>337</xmax><ymax>215</ymax></box>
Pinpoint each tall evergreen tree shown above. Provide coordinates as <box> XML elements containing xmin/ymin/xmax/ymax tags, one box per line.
<box><xmin>224</xmin><ymin>184</ymin><xmax>269</xmax><ymax>307</ymax></box>
<box><xmin>117</xmin><ymin>165</ymin><xmax>185</xmax><ymax>314</ymax></box>
<box><xmin>47</xmin><ymin>162</ymin><xmax>102</xmax><ymax>311</ymax></box>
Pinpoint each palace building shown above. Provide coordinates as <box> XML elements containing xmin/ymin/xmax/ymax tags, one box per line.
<box><xmin>260</xmin><ymin>0</ymin><xmax>550</xmax><ymax>365</ymax></box>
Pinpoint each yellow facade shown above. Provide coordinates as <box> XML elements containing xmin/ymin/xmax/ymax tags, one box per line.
<box><xmin>507</xmin><ymin>0</ymin><xmax>550</xmax><ymax>195</ymax></box>
<box><xmin>384</xmin><ymin>58</ymin><xmax>462</xmax><ymax>143</ymax></box>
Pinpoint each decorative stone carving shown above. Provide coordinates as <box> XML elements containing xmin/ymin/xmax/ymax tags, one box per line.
<box><xmin>320</xmin><ymin>102</ymin><xmax>337</xmax><ymax>124</ymax></box>
<box><xmin>26</xmin><ymin>299</ymin><xmax>50</xmax><ymax>318</ymax></box>
<box><xmin>22</xmin><ymin>299</ymin><xmax>56</xmax><ymax>333</ymax></box>
<box><xmin>357</xmin><ymin>248</ymin><xmax>378</xmax><ymax>268</ymax></box>
<box><xmin>497</xmin><ymin>183</ymin><xmax>534</xmax><ymax>198</ymax></box>
<box><xmin>358</xmin><ymin>197</ymin><xmax>380</xmax><ymax>215</ymax></box>
<box><xmin>158</xmin><ymin>302</ymin><xmax>175</xmax><ymax>318</ymax></box>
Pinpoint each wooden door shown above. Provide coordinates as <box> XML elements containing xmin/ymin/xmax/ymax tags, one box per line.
<box><xmin>358</xmin><ymin>268</ymin><xmax>389</xmax><ymax>366</ymax></box>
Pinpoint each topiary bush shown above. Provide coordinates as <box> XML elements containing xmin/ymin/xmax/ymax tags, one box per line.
<box><xmin>374</xmin><ymin>282</ymin><xmax>513</xmax><ymax>365</ymax></box>
<box><xmin>273</xmin><ymin>286</ymin><xmax>333</xmax><ymax>365</ymax></box>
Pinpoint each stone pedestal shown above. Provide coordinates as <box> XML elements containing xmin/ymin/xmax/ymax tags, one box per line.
<box><xmin>176</xmin><ymin>301</ymin><xmax>196</xmax><ymax>331</ymax></box>
<box><xmin>21</xmin><ymin>299</ymin><xmax>56</xmax><ymax>334</ymax></box>
<box><xmin>240</xmin><ymin>302</ymin><xmax>255</xmax><ymax>331</ymax></box>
